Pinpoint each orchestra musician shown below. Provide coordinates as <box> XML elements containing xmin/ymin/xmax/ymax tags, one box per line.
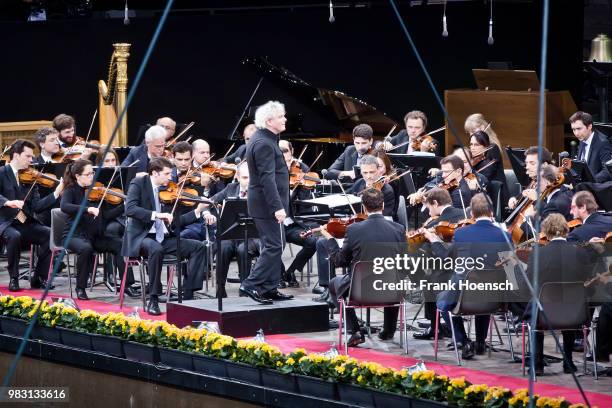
<box><xmin>453</xmin><ymin>148</ymin><xmax>488</xmax><ymax>192</ymax></box>
<box><xmin>508</xmin><ymin>146</ymin><xmax>554</xmax><ymax>210</ymax></box>
<box><xmin>156</xmin><ymin>117</ymin><xmax>176</xmax><ymax>141</ymax></box>
<box><xmin>412</xmin><ymin>188</ymin><xmax>466</xmax><ymax>340</ymax></box>
<box><xmin>324</xmin><ymin>124</ymin><xmax>373</xmax><ymax>181</ymax></box>
<box><xmin>426</xmin><ymin>193</ymin><xmax>511</xmax><ymax>359</ymax></box>
<box><xmin>469</xmin><ymin>130</ymin><xmax>508</xmax><ymax>205</ymax></box>
<box><xmin>382</xmin><ymin>110</ymin><xmax>436</xmax><ymax>153</ymax></box>
<box><xmin>570</xmin><ymin>111</ymin><xmax>612</xmax><ymax>183</ymax></box>
<box><xmin>223</xmin><ymin>123</ymin><xmax>257</xmax><ymax>164</ymax></box>
<box><xmin>240</xmin><ymin>101</ymin><xmax>293</xmax><ymax>304</ymax></box>
<box><xmin>567</xmin><ymin>191</ymin><xmax>612</xmax><ymax>242</ymax></box>
<box><xmin>192</xmin><ymin>139</ymin><xmax>225</xmax><ymax>197</ymax></box>
<box><xmin>52</xmin><ymin>113</ymin><xmax>94</xmax><ymax>161</ymax></box>
<box><xmin>521</xmin><ymin>213</ymin><xmax>594</xmax><ymax>375</ymax></box>
<box><xmin>464</xmin><ymin>113</ymin><xmax>503</xmax><ymax>150</ymax></box>
<box><xmin>121</xmin><ymin>125</ymin><xmax>167</xmax><ymax>175</ymax></box>
<box><xmin>0</xmin><ymin>140</ymin><xmax>64</xmax><ymax>291</ymax></box>
<box><xmin>321</xmin><ymin>188</ymin><xmax>407</xmax><ymax>346</ymax></box>
<box><xmin>348</xmin><ymin>155</ymin><xmax>396</xmax><ymax>218</ymax></box>
<box><xmin>34</xmin><ymin>127</ymin><xmax>61</xmax><ymax>164</ymax></box>
<box><xmin>60</xmin><ymin>159</ymin><xmax>128</xmax><ymax>300</ymax></box>
<box><xmin>122</xmin><ymin>157</ymin><xmax>208</xmax><ymax>315</ymax></box>
<box><xmin>210</xmin><ymin>161</ymin><xmax>260</xmax><ymax>298</ymax></box>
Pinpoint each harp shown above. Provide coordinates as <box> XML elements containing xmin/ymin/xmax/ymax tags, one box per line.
<box><xmin>98</xmin><ymin>43</ymin><xmax>130</xmax><ymax>146</ymax></box>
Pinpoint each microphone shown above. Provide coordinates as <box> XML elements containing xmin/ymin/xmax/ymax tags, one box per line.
<box><xmin>442</xmin><ymin>15</ymin><xmax>448</xmax><ymax>37</ymax></box>
<box><xmin>321</xmin><ymin>169</ymin><xmax>328</xmax><ymax>178</ymax></box>
<box><xmin>328</xmin><ymin>0</ymin><xmax>335</xmax><ymax>23</ymax></box>
<box><xmin>559</xmin><ymin>151</ymin><xmax>570</xmax><ymax>160</ymax></box>
<box><xmin>234</xmin><ymin>157</ymin><xmax>242</xmax><ymax>164</ymax></box>
<box><xmin>124</xmin><ymin>0</ymin><xmax>130</xmax><ymax>26</ymax></box>
<box><xmin>487</xmin><ymin>18</ymin><xmax>494</xmax><ymax>45</ymax></box>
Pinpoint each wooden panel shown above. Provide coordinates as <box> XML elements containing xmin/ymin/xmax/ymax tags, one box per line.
<box><xmin>0</xmin><ymin>120</ymin><xmax>52</xmax><ymax>149</ymax></box>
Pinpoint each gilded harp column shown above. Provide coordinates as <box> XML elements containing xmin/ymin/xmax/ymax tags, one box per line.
<box><xmin>98</xmin><ymin>43</ymin><xmax>130</xmax><ymax>146</ymax></box>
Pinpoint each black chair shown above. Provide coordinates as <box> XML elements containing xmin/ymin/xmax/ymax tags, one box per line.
<box><xmin>434</xmin><ymin>268</ymin><xmax>508</xmax><ymax>365</ymax></box>
<box><xmin>520</xmin><ymin>281</ymin><xmax>597</xmax><ymax>380</ymax></box>
<box><xmin>505</xmin><ymin>169</ymin><xmax>522</xmax><ymax>200</ymax></box>
<box><xmin>338</xmin><ymin>261</ymin><xmax>408</xmax><ymax>355</ymax></box>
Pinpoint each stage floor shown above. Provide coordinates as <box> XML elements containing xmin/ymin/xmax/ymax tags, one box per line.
<box><xmin>1</xmin><ymin>245</ymin><xmax>611</xmax><ymax>402</ymax></box>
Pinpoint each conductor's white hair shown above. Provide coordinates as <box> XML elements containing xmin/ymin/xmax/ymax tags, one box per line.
<box><xmin>145</xmin><ymin>125</ymin><xmax>167</xmax><ymax>142</ymax></box>
<box><xmin>254</xmin><ymin>101</ymin><xmax>285</xmax><ymax>129</ymax></box>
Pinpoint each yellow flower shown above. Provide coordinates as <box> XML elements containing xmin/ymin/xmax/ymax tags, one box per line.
<box><xmin>335</xmin><ymin>365</ymin><xmax>346</xmax><ymax>374</ymax></box>
<box><xmin>450</xmin><ymin>376</ymin><xmax>467</xmax><ymax>388</ymax></box>
<box><xmin>286</xmin><ymin>358</ymin><xmax>295</xmax><ymax>365</ymax></box>
<box><xmin>276</xmin><ymin>361</ymin><xmax>283</xmax><ymax>367</ymax></box>
<box><xmin>357</xmin><ymin>375</ymin><xmax>365</xmax><ymax>384</ymax></box>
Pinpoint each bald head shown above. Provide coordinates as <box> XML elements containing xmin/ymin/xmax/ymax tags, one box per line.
<box><xmin>243</xmin><ymin>124</ymin><xmax>257</xmax><ymax>142</ymax></box>
<box><xmin>156</xmin><ymin>117</ymin><xmax>176</xmax><ymax>140</ymax></box>
<box><xmin>192</xmin><ymin>139</ymin><xmax>211</xmax><ymax>166</ymax></box>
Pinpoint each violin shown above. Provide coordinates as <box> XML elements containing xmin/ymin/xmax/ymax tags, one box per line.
<box><xmin>438</xmin><ymin>179</ymin><xmax>459</xmax><ymax>191</ymax></box>
<box><xmin>289</xmin><ymin>160</ymin><xmax>321</xmax><ymax>189</ymax></box>
<box><xmin>178</xmin><ymin>171</ymin><xmax>202</xmax><ymax>186</ymax></box>
<box><xmin>18</xmin><ymin>168</ymin><xmax>60</xmax><ymax>189</ymax></box>
<box><xmin>300</xmin><ymin>213</ymin><xmax>368</xmax><ymax>239</ymax></box>
<box><xmin>88</xmin><ymin>182</ymin><xmax>126</xmax><ymax>205</ymax></box>
<box><xmin>411</xmin><ymin>134</ymin><xmax>437</xmax><ymax>153</ymax></box>
<box><xmin>470</xmin><ymin>145</ymin><xmax>495</xmax><ymax>167</ymax></box>
<box><xmin>606</xmin><ymin>231</ymin><xmax>612</xmax><ymax>243</ymax></box>
<box><xmin>159</xmin><ymin>181</ymin><xmax>214</xmax><ymax>207</ymax></box>
<box><xmin>52</xmin><ymin>139</ymin><xmax>101</xmax><ymax>163</ymax></box>
<box><xmin>406</xmin><ymin>218</ymin><xmax>475</xmax><ymax>248</ymax></box>
<box><xmin>201</xmin><ymin>161</ymin><xmax>237</xmax><ymax>179</ymax></box>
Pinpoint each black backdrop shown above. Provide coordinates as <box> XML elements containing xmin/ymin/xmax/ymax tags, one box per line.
<box><xmin>0</xmin><ymin>1</ymin><xmax>583</xmax><ymax>162</ymax></box>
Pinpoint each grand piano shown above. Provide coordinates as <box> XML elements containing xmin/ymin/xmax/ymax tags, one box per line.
<box><xmin>237</xmin><ymin>56</ymin><xmax>399</xmax><ymax>169</ymax></box>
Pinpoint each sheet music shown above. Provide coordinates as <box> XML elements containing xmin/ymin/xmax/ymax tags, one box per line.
<box><xmin>300</xmin><ymin>194</ymin><xmax>361</xmax><ymax>208</ymax></box>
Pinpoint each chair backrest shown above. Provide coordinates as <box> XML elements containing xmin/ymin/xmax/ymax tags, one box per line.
<box><xmin>487</xmin><ymin>180</ymin><xmax>503</xmax><ymax>221</ymax></box>
<box><xmin>537</xmin><ymin>281</ymin><xmax>588</xmax><ymax>330</ymax></box>
<box><xmin>454</xmin><ymin>268</ymin><xmax>506</xmax><ymax>315</ymax></box>
<box><xmin>396</xmin><ymin>195</ymin><xmax>408</xmax><ymax>230</ymax></box>
<box><xmin>50</xmin><ymin>208</ymin><xmax>67</xmax><ymax>251</ymax></box>
<box><xmin>347</xmin><ymin>261</ymin><xmax>404</xmax><ymax>306</ymax></box>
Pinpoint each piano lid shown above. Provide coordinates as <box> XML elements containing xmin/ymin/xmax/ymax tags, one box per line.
<box><xmin>242</xmin><ymin>56</ymin><xmax>399</xmax><ymax>140</ymax></box>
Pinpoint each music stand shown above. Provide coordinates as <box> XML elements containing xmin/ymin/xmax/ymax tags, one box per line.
<box><xmin>114</xmin><ymin>147</ymin><xmax>133</xmax><ymax>163</ymax></box>
<box><xmin>387</xmin><ymin>153</ymin><xmax>441</xmax><ymax>190</ymax></box>
<box><xmin>92</xmin><ymin>166</ymin><xmax>138</xmax><ymax>190</ymax></box>
<box><xmin>216</xmin><ymin>198</ymin><xmax>259</xmax><ymax>311</ymax></box>
<box><xmin>568</xmin><ymin>159</ymin><xmax>596</xmax><ymax>183</ymax></box>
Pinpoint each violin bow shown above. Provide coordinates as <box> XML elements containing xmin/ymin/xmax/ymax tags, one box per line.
<box><xmin>167</xmin><ymin>121</ymin><xmax>195</xmax><ymax>146</ymax></box>
<box><xmin>84</xmin><ymin>108</ymin><xmax>98</xmax><ymax>143</ymax></box>
<box><xmin>382</xmin><ymin>124</ymin><xmax>397</xmax><ymax>150</ymax></box>
<box><xmin>336</xmin><ymin>177</ymin><xmax>358</xmax><ymax>216</ymax></box>
<box><xmin>219</xmin><ymin>144</ymin><xmax>235</xmax><ymax>163</ymax></box>
<box><xmin>296</xmin><ymin>145</ymin><xmax>308</xmax><ymax>162</ymax></box>
<box><xmin>94</xmin><ymin>166</ymin><xmax>119</xmax><ymax>216</ymax></box>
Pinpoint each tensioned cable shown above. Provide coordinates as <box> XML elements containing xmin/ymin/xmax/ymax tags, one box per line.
<box><xmin>2</xmin><ymin>0</ymin><xmax>176</xmax><ymax>387</ymax></box>
<box><xmin>387</xmin><ymin>1</ymin><xmax>590</xmax><ymax>405</ymax></box>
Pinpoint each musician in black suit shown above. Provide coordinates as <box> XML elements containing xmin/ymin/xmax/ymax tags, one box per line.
<box><xmin>321</xmin><ymin>188</ymin><xmax>407</xmax><ymax>346</ymax></box>
<box><xmin>34</xmin><ymin>127</ymin><xmax>61</xmax><ymax>164</ymax></box>
<box><xmin>382</xmin><ymin>110</ymin><xmax>437</xmax><ymax>154</ymax></box>
<box><xmin>0</xmin><ymin>140</ymin><xmax>63</xmax><ymax>291</ymax></box>
<box><xmin>348</xmin><ymin>155</ymin><xmax>396</xmax><ymax>218</ymax></box>
<box><xmin>508</xmin><ymin>146</ymin><xmax>553</xmax><ymax>210</ymax></box>
<box><xmin>567</xmin><ymin>191</ymin><xmax>612</xmax><ymax>242</ymax></box>
<box><xmin>570</xmin><ymin>111</ymin><xmax>612</xmax><ymax>183</ymax></box>
<box><xmin>412</xmin><ymin>188</ymin><xmax>466</xmax><ymax>340</ymax></box>
<box><xmin>122</xmin><ymin>157</ymin><xmax>208</xmax><ymax>315</ymax></box>
<box><xmin>523</xmin><ymin>214</ymin><xmax>594</xmax><ymax>375</ymax></box>
<box><xmin>192</xmin><ymin>139</ymin><xmax>225</xmax><ymax>198</ymax></box>
<box><xmin>121</xmin><ymin>125</ymin><xmax>167</xmax><ymax>175</ymax></box>
<box><xmin>324</xmin><ymin>124</ymin><xmax>373</xmax><ymax>181</ymax></box>
<box><xmin>240</xmin><ymin>101</ymin><xmax>292</xmax><ymax>304</ymax></box>
<box><xmin>223</xmin><ymin>124</ymin><xmax>257</xmax><ymax>164</ymax></box>
<box><xmin>60</xmin><ymin>159</ymin><xmax>131</xmax><ymax>300</ymax></box>
<box><xmin>211</xmin><ymin>163</ymin><xmax>260</xmax><ymax>298</ymax></box>
<box><xmin>469</xmin><ymin>130</ymin><xmax>509</xmax><ymax>205</ymax></box>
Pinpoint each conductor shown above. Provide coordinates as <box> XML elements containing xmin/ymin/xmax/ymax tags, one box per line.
<box><xmin>240</xmin><ymin>101</ymin><xmax>294</xmax><ymax>304</ymax></box>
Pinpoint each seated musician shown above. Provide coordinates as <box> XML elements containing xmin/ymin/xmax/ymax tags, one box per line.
<box><xmin>156</xmin><ymin>117</ymin><xmax>176</xmax><ymax>141</ymax></box>
<box><xmin>60</xmin><ymin>159</ymin><xmax>129</xmax><ymax>300</ymax></box>
<box><xmin>169</xmin><ymin>141</ymin><xmax>216</xmax><ymax>241</ymax></box>
<box><xmin>382</xmin><ymin>110</ymin><xmax>436</xmax><ymax>153</ymax></box>
<box><xmin>52</xmin><ymin>113</ymin><xmax>94</xmax><ymax>160</ymax></box>
<box><xmin>121</xmin><ymin>125</ymin><xmax>167</xmax><ymax>175</ymax></box>
<box><xmin>320</xmin><ymin>188</ymin><xmax>407</xmax><ymax>346</ymax></box>
<box><xmin>427</xmin><ymin>193</ymin><xmax>511</xmax><ymax>359</ymax></box>
<box><xmin>323</xmin><ymin>124</ymin><xmax>373</xmax><ymax>181</ymax></box>
<box><xmin>0</xmin><ymin>140</ymin><xmax>63</xmax><ymax>291</ymax></box>
<box><xmin>508</xmin><ymin>146</ymin><xmax>553</xmax><ymax>210</ymax></box>
<box><xmin>210</xmin><ymin>162</ymin><xmax>260</xmax><ymax>298</ymax></box>
<box><xmin>223</xmin><ymin>123</ymin><xmax>257</xmax><ymax>164</ymax></box>
<box><xmin>469</xmin><ymin>130</ymin><xmax>508</xmax><ymax>205</ymax></box>
<box><xmin>521</xmin><ymin>213</ymin><xmax>594</xmax><ymax>375</ymax></box>
<box><xmin>348</xmin><ymin>154</ymin><xmax>396</xmax><ymax>218</ymax></box>
<box><xmin>453</xmin><ymin>148</ymin><xmax>488</xmax><ymax>193</ymax></box>
<box><xmin>192</xmin><ymin>139</ymin><xmax>225</xmax><ymax>198</ymax></box>
<box><xmin>412</xmin><ymin>188</ymin><xmax>466</xmax><ymax>340</ymax></box>
<box><xmin>464</xmin><ymin>113</ymin><xmax>503</xmax><ymax>147</ymax></box>
<box><xmin>567</xmin><ymin>191</ymin><xmax>612</xmax><ymax>242</ymax></box>
<box><xmin>570</xmin><ymin>111</ymin><xmax>612</xmax><ymax>183</ymax></box>
<box><xmin>280</xmin><ymin>139</ymin><xmax>311</xmax><ymax>202</ymax></box>
<box><xmin>34</xmin><ymin>127</ymin><xmax>61</xmax><ymax>164</ymax></box>
<box><xmin>122</xmin><ymin>157</ymin><xmax>208</xmax><ymax>314</ymax></box>
<box><xmin>409</xmin><ymin>155</ymin><xmax>472</xmax><ymax>213</ymax></box>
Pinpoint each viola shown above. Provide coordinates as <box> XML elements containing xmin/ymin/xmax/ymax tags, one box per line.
<box><xmin>159</xmin><ymin>181</ymin><xmax>214</xmax><ymax>207</ymax></box>
<box><xmin>300</xmin><ymin>213</ymin><xmax>367</xmax><ymax>239</ymax></box>
<box><xmin>88</xmin><ymin>182</ymin><xmax>126</xmax><ymax>205</ymax></box>
<box><xmin>18</xmin><ymin>168</ymin><xmax>60</xmax><ymax>189</ymax></box>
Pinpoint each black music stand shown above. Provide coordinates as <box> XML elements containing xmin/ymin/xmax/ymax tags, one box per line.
<box><xmin>92</xmin><ymin>166</ymin><xmax>138</xmax><ymax>190</ymax></box>
<box><xmin>114</xmin><ymin>147</ymin><xmax>133</xmax><ymax>163</ymax></box>
<box><xmin>216</xmin><ymin>198</ymin><xmax>259</xmax><ymax>311</ymax></box>
<box><xmin>388</xmin><ymin>153</ymin><xmax>441</xmax><ymax>190</ymax></box>
<box><xmin>568</xmin><ymin>159</ymin><xmax>596</xmax><ymax>184</ymax></box>
<box><xmin>32</xmin><ymin>162</ymin><xmax>68</xmax><ymax>179</ymax></box>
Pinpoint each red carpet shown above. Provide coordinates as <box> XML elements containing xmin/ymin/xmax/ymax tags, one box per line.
<box><xmin>0</xmin><ymin>286</ymin><xmax>166</xmax><ymax>321</ymax></box>
<box><xmin>7</xmin><ymin>285</ymin><xmax>609</xmax><ymax>406</ymax></box>
<box><xmin>262</xmin><ymin>334</ymin><xmax>612</xmax><ymax>407</ymax></box>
